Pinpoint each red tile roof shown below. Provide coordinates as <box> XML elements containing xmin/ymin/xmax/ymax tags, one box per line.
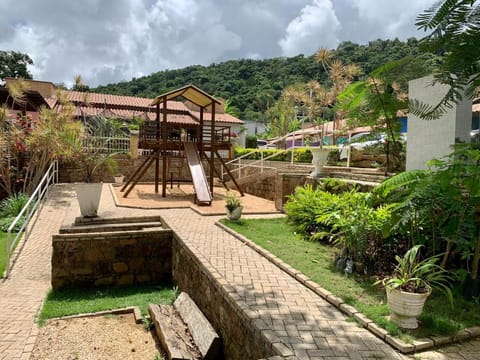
<box><xmin>3</xmin><ymin>79</ymin><xmax>244</xmax><ymax>125</ymax></box>
<box><xmin>189</xmin><ymin>111</ymin><xmax>244</xmax><ymax>124</ymax></box>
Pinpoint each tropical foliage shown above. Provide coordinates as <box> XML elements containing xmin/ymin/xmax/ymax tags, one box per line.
<box><xmin>378</xmin><ymin>245</ymin><xmax>454</xmax><ymax>301</ymax></box>
<box><xmin>93</xmin><ymin>39</ymin><xmax>434</xmax><ymax>120</ymax></box>
<box><xmin>0</xmin><ymin>83</ymin><xmax>83</xmax><ymax>196</ymax></box>
<box><xmin>375</xmin><ymin>144</ymin><xmax>480</xmax><ymax>282</ymax></box>
<box><xmin>412</xmin><ymin>0</ymin><xmax>480</xmax><ymax>119</ymax></box>
<box><xmin>336</xmin><ymin>57</ymin><xmax>430</xmax><ymax>171</ymax></box>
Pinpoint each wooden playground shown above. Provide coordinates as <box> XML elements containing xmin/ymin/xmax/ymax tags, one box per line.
<box><xmin>120</xmin><ymin>85</ymin><xmax>243</xmax><ymax>205</ymax></box>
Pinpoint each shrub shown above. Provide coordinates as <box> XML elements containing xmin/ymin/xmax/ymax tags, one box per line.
<box><xmin>285</xmin><ymin>184</ymin><xmax>399</xmax><ymax>273</ymax></box>
<box><xmin>233</xmin><ymin>147</ymin><xmax>313</xmax><ymax>163</ymax></box>
<box><xmin>245</xmin><ymin>135</ymin><xmax>257</xmax><ymax>149</ymax></box>
<box><xmin>0</xmin><ymin>216</ymin><xmax>26</xmax><ymax>232</ymax></box>
<box><xmin>0</xmin><ymin>193</ymin><xmax>29</xmax><ymax>217</ymax></box>
<box><xmin>285</xmin><ymin>185</ymin><xmax>343</xmax><ymax>240</ymax></box>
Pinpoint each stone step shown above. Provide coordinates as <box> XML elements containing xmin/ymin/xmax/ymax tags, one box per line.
<box><xmin>324</xmin><ymin>172</ymin><xmax>387</xmax><ymax>183</ymax></box>
<box><xmin>60</xmin><ymin>221</ymin><xmax>163</xmax><ymax>234</ymax></box>
<box><xmin>73</xmin><ymin>215</ymin><xmax>163</xmax><ymax>225</ymax></box>
<box><xmin>149</xmin><ymin>292</ymin><xmax>220</xmax><ymax>360</ymax></box>
<box><xmin>149</xmin><ymin>304</ymin><xmax>197</xmax><ymax>360</ymax></box>
<box><xmin>174</xmin><ymin>293</ymin><xmax>220</xmax><ymax>360</ymax></box>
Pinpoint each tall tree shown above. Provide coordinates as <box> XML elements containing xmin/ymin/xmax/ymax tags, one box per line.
<box><xmin>0</xmin><ymin>51</ymin><xmax>33</xmax><ymax>82</ymax></box>
<box><xmin>315</xmin><ymin>48</ymin><xmax>362</xmax><ymax>144</ymax></box>
<box><xmin>413</xmin><ymin>0</ymin><xmax>480</xmax><ymax>119</ymax></box>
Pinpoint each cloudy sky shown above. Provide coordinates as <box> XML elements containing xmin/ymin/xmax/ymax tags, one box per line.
<box><xmin>0</xmin><ymin>0</ymin><xmax>437</xmax><ymax>87</ymax></box>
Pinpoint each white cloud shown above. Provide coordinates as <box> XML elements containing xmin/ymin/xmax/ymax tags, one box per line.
<box><xmin>279</xmin><ymin>0</ymin><xmax>341</xmax><ymax>57</ymax></box>
<box><xmin>0</xmin><ymin>0</ymin><xmax>436</xmax><ymax>87</ymax></box>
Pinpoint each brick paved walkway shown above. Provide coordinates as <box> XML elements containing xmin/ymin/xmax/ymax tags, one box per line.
<box><xmin>1</xmin><ymin>184</ymin><xmax>479</xmax><ymax>359</ymax></box>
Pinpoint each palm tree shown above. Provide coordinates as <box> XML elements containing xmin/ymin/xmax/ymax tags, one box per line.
<box><xmin>413</xmin><ymin>0</ymin><xmax>480</xmax><ymax>119</ymax></box>
<box><xmin>315</xmin><ymin>49</ymin><xmax>362</xmax><ymax>144</ymax></box>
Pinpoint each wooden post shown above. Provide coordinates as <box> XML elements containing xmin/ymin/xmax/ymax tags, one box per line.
<box><xmin>155</xmin><ymin>103</ymin><xmax>160</xmax><ymax>193</ymax></box>
<box><xmin>199</xmin><ymin>107</ymin><xmax>204</xmax><ymax>155</ymax></box>
<box><xmin>162</xmin><ymin>96</ymin><xmax>168</xmax><ymax>197</ymax></box>
<box><xmin>210</xmin><ymin>102</ymin><xmax>215</xmax><ymax>195</ymax></box>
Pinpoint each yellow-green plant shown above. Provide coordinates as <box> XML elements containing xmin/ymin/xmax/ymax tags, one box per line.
<box><xmin>225</xmin><ymin>191</ymin><xmax>241</xmax><ymax>212</ymax></box>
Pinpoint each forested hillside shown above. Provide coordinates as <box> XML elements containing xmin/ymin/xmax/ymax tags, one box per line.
<box><xmin>94</xmin><ymin>38</ymin><xmax>433</xmax><ymax>119</ymax></box>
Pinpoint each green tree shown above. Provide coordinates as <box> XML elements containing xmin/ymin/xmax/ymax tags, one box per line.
<box><xmin>0</xmin><ymin>51</ymin><xmax>33</xmax><ymax>81</ymax></box>
<box><xmin>413</xmin><ymin>0</ymin><xmax>480</xmax><ymax>119</ymax></box>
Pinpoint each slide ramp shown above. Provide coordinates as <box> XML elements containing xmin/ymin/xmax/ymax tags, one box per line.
<box><xmin>184</xmin><ymin>142</ymin><xmax>212</xmax><ymax>205</ymax></box>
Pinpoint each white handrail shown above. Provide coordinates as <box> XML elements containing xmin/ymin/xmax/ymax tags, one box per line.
<box><xmin>5</xmin><ymin>160</ymin><xmax>58</xmax><ymax>278</ymax></box>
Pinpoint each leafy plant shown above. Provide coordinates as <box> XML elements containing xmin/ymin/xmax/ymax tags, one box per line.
<box><xmin>0</xmin><ymin>216</ymin><xmax>26</xmax><ymax>232</ymax></box>
<box><xmin>0</xmin><ymin>193</ymin><xmax>29</xmax><ymax>217</ymax></box>
<box><xmin>375</xmin><ymin>145</ymin><xmax>480</xmax><ymax>281</ymax></box>
<box><xmin>225</xmin><ymin>191</ymin><xmax>241</xmax><ymax>212</ymax></box>
<box><xmin>378</xmin><ymin>245</ymin><xmax>454</xmax><ymax>305</ymax></box>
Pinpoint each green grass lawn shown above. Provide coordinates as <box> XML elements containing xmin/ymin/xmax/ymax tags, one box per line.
<box><xmin>0</xmin><ymin>232</ymin><xmax>7</xmax><ymax>277</ymax></box>
<box><xmin>39</xmin><ymin>285</ymin><xmax>178</xmax><ymax>325</ymax></box>
<box><xmin>221</xmin><ymin>218</ymin><xmax>480</xmax><ymax>340</ymax></box>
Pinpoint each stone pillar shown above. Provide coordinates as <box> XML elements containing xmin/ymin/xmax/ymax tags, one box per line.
<box><xmin>130</xmin><ymin>130</ymin><xmax>139</xmax><ymax>160</ymax></box>
<box><xmin>407</xmin><ymin>75</ymin><xmax>471</xmax><ymax>170</ymax></box>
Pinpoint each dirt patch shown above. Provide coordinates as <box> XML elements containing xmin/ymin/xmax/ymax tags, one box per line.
<box><xmin>31</xmin><ymin>313</ymin><xmax>164</xmax><ymax>360</ymax></box>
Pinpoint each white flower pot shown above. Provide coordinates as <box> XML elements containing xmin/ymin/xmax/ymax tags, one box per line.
<box><xmin>386</xmin><ymin>287</ymin><xmax>431</xmax><ymax>329</ymax></box>
<box><xmin>75</xmin><ymin>183</ymin><xmax>103</xmax><ymax>218</ymax></box>
<box><xmin>114</xmin><ymin>175</ymin><xmax>125</xmax><ymax>185</ymax></box>
<box><xmin>226</xmin><ymin>206</ymin><xmax>243</xmax><ymax>221</ymax></box>
<box><xmin>310</xmin><ymin>147</ymin><xmax>329</xmax><ymax>177</ymax></box>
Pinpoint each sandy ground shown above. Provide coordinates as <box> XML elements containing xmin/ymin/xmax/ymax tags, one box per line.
<box><xmin>31</xmin><ymin>313</ymin><xmax>164</xmax><ymax>360</ymax></box>
<box><xmin>111</xmin><ymin>183</ymin><xmax>279</xmax><ymax>215</ymax></box>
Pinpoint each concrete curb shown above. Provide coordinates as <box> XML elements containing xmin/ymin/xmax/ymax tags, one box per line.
<box><xmin>47</xmin><ymin>306</ymin><xmax>143</xmax><ymax>324</ymax></box>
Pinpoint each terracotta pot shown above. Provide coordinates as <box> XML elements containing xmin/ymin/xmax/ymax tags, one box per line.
<box><xmin>226</xmin><ymin>206</ymin><xmax>243</xmax><ymax>221</ymax></box>
<box><xmin>75</xmin><ymin>183</ymin><xmax>103</xmax><ymax>218</ymax></box>
<box><xmin>386</xmin><ymin>287</ymin><xmax>431</xmax><ymax>329</ymax></box>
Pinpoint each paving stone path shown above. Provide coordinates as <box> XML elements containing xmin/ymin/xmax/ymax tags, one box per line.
<box><xmin>0</xmin><ymin>184</ymin><xmax>479</xmax><ymax>359</ymax></box>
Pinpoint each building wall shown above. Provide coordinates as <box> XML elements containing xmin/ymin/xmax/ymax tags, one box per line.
<box><xmin>407</xmin><ymin>75</ymin><xmax>472</xmax><ymax>170</ymax></box>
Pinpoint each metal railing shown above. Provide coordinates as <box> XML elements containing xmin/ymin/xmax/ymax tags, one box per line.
<box><xmin>221</xmin><ymin>146</ymin><xmax>298</xmax><ymax>181</ymax></box>
<box><xmin>83</xmin><ymin>136</ymin><xmax>130</xmax><ymax>154</ymax></box>
<box><xmin>5</xmin><ymin>160</ymin><xmax>59</xmax><ymax>278</ymax></box>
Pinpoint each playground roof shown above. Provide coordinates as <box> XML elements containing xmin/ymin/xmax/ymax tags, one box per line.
<box><xmin>151</xmin><ymin>84</ymin><xmax>222</xmax><ymax>109</ymax></box>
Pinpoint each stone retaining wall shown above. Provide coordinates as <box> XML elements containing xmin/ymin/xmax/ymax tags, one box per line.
<box><xmin>274</xmin><ymin>173</ymin><xmax>310</xmax><ymax>210</ymax></box>
<box><xmin>59</xmin><ymin>155</ymin><xmax>229</xmax><ymax>184</ymax></box>
<box><xmin>172</xmin><ymin>236</ymin><xmax>275</xmax><ymax>360</ymax></box>
<box><xmin>51</xmin><ymin>229</ymin><xmax>173</xmax><ymax>289</ymax></box>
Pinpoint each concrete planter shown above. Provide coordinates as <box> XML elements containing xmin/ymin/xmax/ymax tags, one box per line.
<box><xmin>386</xmin><ymin>287</ymin><xmax>431</xmax><ymax>329</ymax></box>
<box><xmin>75</xmin><ymin>183</ymin><xmax>103</xmax><ymax>218</ymax></box>
<box><xmin>226</xmin><ymin>206</ymin><xmax>243</xmax><ymax>221</ymax></box>
<box><xmin>310</xmin><ymin>147</ymin><xmax>329</xmax><ymax>178</ymax></box>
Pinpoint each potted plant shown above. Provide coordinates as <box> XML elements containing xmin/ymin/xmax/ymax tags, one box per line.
<box><xmin>72</xmin><ymin>128</ymin><xmax>118</xmax><ymax>218</ymax></box>
<box><xmin>75</xmin><ymin>151</ymin><xmax>117</xmax><ymax>218</ymax></box>
<box><xmin>113</xmin><ymin>173</ymin><xmax>125</xmax><ymax>185</ymax></box>
<box><xmin>376</xmin><ymin>245</ymin><xmax>454</xmax><ymax>329</ymax></box>
<box><xmin>225</xmin><ymin>191</ymin><xmax>243</xmax><ymax>221</ymax></box>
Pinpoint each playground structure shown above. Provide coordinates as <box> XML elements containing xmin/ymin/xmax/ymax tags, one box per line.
<box><xmin>121</xmin><ymin>85</ymin><xmax>243</xmax><ymax>205</ymax></box>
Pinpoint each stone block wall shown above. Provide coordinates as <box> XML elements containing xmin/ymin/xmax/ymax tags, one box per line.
<box><xmin>52</xmin><ymin>230</ymin><xmax>172</xmax><ymax>289</ymax></box>
<box><xmin>172</xmin><ymin>236</ymin><xmax>274</xmax><ymax>360</ymax></box>
<box><xmin>242</xmin><ymin>172</ymin><xmax>277</xmax><ymax>201</ymax></box>
<box><xmin>59</xmin><ymin>155</ymin><xmax>225</xmax><ymax>184</ymax></box>
<box><xmin>274</xmin><ymin>173</ymin><xmax>309</xmax><ymax>211</ymax></box>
